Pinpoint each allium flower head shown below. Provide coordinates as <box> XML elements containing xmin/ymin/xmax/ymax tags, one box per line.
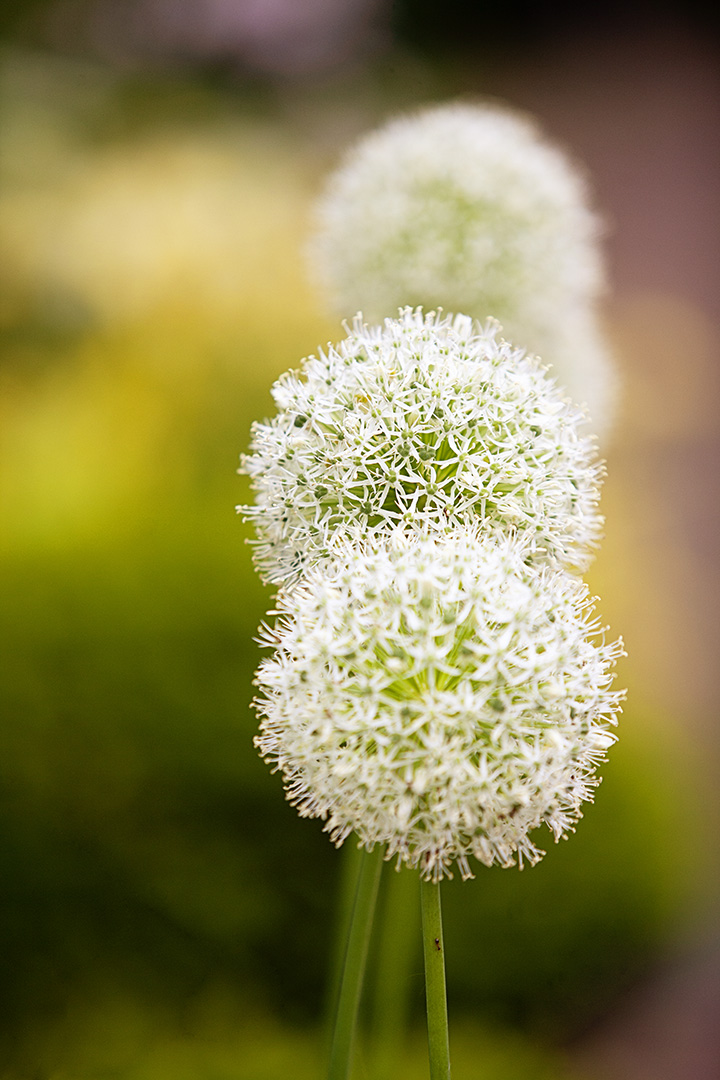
<box><xmin>241</xmin><ymin>308</ymin><xmax>603</xmax><ymax>585</ymax></box>
<box><xmin>308</xmin><ymin>102</ymin><xmax>615</xmax><ymax>432</ymax></box>
<box><xmin>253</xmin><ymin>530</ymin><xmax>624</xmax><ymax>880</ymax></box>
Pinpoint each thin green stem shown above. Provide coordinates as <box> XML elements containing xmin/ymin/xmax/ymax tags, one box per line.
<box><xmin>421</xmin><ymin>877</ymin><xmax>451</xmax><ymax>1080</ymax></box>
<box><xmin>327</xmin><ymin>845</ymin><xmax>384</xmax><ymax>1080</ymax></box>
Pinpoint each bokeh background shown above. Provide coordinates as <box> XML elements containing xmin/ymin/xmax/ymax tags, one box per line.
<box><xmin>1</xmin><ymin>2</ymin><xmax>719</xmax><ymax>1078</ymax></box>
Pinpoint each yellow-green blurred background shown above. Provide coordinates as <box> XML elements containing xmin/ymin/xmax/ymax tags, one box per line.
<box><xmin>1</xmin><ymin>3</ymin><xmax>719</xmax><ymax>1078</ymax></box>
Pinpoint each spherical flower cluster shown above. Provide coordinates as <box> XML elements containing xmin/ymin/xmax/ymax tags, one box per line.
<box><xmin>241</xmin><ymin>308</ymin><xmax>603</xmax><ymax>585</ymax></box>
<box><xmin>253</xmin><ymin>530</ymin><xmax>624</xmax><ymax>881</ymax></box>
<box><xmin>308</xmin><ymin>102</ymin><xmax>616</xmax><ymax>433</ymax></box>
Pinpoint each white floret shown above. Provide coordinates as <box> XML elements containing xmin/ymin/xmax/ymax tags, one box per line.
<box><xmin>253</xmin><ymin>529</ymin><xmax>625</xmax><ymax>880</ymax></box>
<box><xmin>240</xmin><ymin>308</ymin><xmax>603</xmax><ymax>585</ymax></box>
<box><xmin>308</xmin><ymin>102</ymin><xmax>616</xmax><ymax>434</ymax></box>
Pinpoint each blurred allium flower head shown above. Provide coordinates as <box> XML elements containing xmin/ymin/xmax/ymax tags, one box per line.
<box><xmin>240</xmin><ymin>308</ymin><xmax>603</xmax><ymax>585</ymax></box>
<box><xmin>308</xmin><ymin>102</ymin><xmax>616</xmax><ymax>433</ymax></box>
<box><xmin>253</xmin><ymin>529</ymin><xmax>624</xmax><ymax>880</ymax></box>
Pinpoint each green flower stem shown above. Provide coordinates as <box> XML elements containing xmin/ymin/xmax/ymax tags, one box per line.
<box><xmin>421</xmin><ymin>877</ymin><xmax>451</xmax><ymax>1080</ymax></box>
<box><xmin>323</xmin><ymin>843</ymin><xmax>364</xmax><ymax>1049</ymax></box>
<box><xmin>328</xmin><ymin>845</ymin><xmax>384</xmax><ymax>1080</ymax></box>
<box><xmin>370</xmin><ymin>867</ymin><xmax>420</xmax><ymax>1080</ymax></box>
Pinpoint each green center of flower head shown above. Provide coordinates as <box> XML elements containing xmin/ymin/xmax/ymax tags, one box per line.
<box><xmin>241</xmin><ymin>309</ymin><xmax>602</xmax><ymax>585</ymax></box>
<box><xmin>337</xmin><ymin>572</ymin><xmax>564</xmax><ymax>746</ymax></box>
<box><xmin>254</xmin><ymin>530</ymin><xmax>623</xmax><ymax>880</ymax></box>
<box><xmin>309</xmin><ymin>366</ymin><xmax>503</xmax><ymax>527</ymax></box>
<box><xmin>373</xmin><ymin>177</ymin><xmax>529</xmax><ymax>320</ymax></box>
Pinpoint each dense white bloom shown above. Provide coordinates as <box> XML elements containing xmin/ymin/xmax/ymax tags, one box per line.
<box><xmin>253</xmin><ymin>530</ymin><xmax>624</xmax><ymax>880</ymax></box>
<box><xmin>308</xmin><ymin>102</ymin><xmax>616</xmax><ymax>433</ymax></box>
<box><xmin>241</xmin><ymin>308</ymin><xmax>603</xmax><ymax>585</ymax></box>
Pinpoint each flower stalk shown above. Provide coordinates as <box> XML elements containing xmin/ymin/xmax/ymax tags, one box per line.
<box><xmin>327</xmin><ymin>845</ymin><xmax>384</xmax><ymax>1080</ymax></box>
<box><xmin>323</xmin><ymin>843</ymin><xmax>364</xmax><ymax>1049</ymax></box>
<box><xmin>421</xmin><ymin>878</ymin><xmax>451</xmax><ymax>1080</ymax></box>
<box><xmin>369</xmin><ymin>867</ymin><xmax>420</xmax><ymax>1080</ymax></box>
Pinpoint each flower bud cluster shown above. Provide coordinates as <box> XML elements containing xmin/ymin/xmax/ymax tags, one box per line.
<box><xmin>254</xmin><ymin>531</ymin><xmax>623</xmax><ymax>879</ymax></box>
<box><xmin>242</xmin><ymin>309</ymin><xmax>602</xmax><ymax>587</ymax></box>
<box><xmin>308</xmin><ymin>102</ymin><xmax>616</xmax><ymax>435</ymax></box>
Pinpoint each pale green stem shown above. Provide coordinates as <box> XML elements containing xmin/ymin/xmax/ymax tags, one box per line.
<box><xmin>369</xmin><ymin>866</ymin><xmax>421</xmax><ymax>1080</ymax></box>
<box><xmin>421</xmin><ymin>877</ymin><xmax>451</xmax><ymax>1080</ymax></box>
<box><xmin>327</xmin><ymin>845</ymin><xmax>384</xmax><ymax>1080</ymax></box>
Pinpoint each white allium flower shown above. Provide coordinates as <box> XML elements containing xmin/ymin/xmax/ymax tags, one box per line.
<box><xmin>253</xmin><ymin>529</ymin><xmax>624</xmax><ymax>880</ymax></box>
<box><xmin>240</xmin><ymin>308</ymin><xmax>603</xmax><ymax>585</ymax></box>
<box><xmin>308</xmin><ymin>102</ymin><xmax>615</xmax><ymax>433</ymax></box>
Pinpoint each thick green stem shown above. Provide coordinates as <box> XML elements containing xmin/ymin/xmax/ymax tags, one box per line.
<box><xmin>421</xmin><ymin>877</ymin><xmax>451</xmax><ymax>1080</ymax></box>
<box><xmin>323</xmin><ymin>843</ymin><xmax>364</xmax><ymax>1049</ymax></box>
<box><xmin>369</xmin><ymin>866</ymin><xmax>420</xmax><ymax>1080</ymax></box>
<box><xmin>327</xmin><ymin>845</ymin><xmax>384</xmax><ymax>1080</ymax></box>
